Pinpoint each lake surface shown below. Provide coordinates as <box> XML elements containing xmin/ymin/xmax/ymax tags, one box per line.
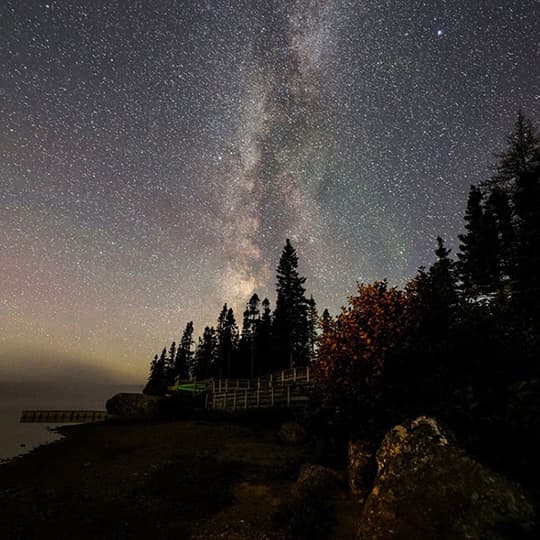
<box><xmin>0</xmin><ymin>381</ymin><xmax>142</xmax><ymax>462</ymax></box>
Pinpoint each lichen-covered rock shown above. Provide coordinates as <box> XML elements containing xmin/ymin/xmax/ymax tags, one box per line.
<box><xmin>358</xmin><ymin>416</ymin><xmax>536</xmax><ymax>540</ymax></box>
<box><xmin>294</xmin><ymin>464</ymin><xmax>342</xmax><ymax>498</ymax></box>
<box><xmin>347</xmin><ymin>440</ymin><xmax>375</xmax><ymax>497</ymax></box>
<box><xmin>106</xmin><ymin>393</ymin><xmax>163</xmax><ymax>418</ymax></box>
<box><xmin>278</xmin><ymin>422</ymin><xmax>306</xmax><ymax>445</ymax></box>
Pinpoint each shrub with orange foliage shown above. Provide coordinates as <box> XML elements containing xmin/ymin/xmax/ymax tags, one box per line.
<box><xmin>313</xmin><ymin>281</ymin><xmax>408</xmax><ymax>430</ymax></box>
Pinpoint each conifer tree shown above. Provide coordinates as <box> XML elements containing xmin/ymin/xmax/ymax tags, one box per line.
<box><xmin>273</xmin><ymin>239</ymin><xmax>310</xmax><ymax>369</ymax></box>
<box><xmin>486</xmin><ymin>186</ymin><xmax>515</xmax><ymax>286</ymax></box>
<box><xmin>457</xmin><ymin>185</ymin><xmax>497</xmax><ymax>296</ymax></box>
<box><xmin>143</xmin><ymin>348</ymin><xmax>169</xmax><ymax>395</ymax></box>
<box><xmin>167</xmin><ymin>341</ymin><xmax>177</xmax><ymax>383</ymax></box>
<box><xmin>503</xmin><ymin>116</ymin><xmax>540</xmax><ymax>317</ymax></box>
<box><xmin>483</xmin><ymin>113</ymin><xmax>540</xmax><ymax>319</ymax></box>
<box><xmin>175</xmin><ymin>321</ymin><xmax>194</xmax><ymax>380</ymax></box>
<box><xmin>257</xmin><ymin>297</ymin><xmax>273</xmax><ymax>375</ymax></box>
<box><xmin>241</xmin><ymin>293</ymin><xmax>261</xmax><ymax>378</ymax></box>
<box><xmin>193</xmin><ymin>326</ymin><xmax>217</xmax><ymax>380</ymax></box>
<box><xmin>216</xmin><ymin>304</ymin><xmax>239</xmax><ymax>378</ymax></box>
<box><xmin>307</xmin><ymin>295</ymin><xmax>318</xmax><ymax>359</ymax></box>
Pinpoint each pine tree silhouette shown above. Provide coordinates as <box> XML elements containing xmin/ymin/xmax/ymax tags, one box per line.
<box><xmin>273</xmin><ymin>239</ymin><xmax>310</xmax><ymax>369</ymax></box>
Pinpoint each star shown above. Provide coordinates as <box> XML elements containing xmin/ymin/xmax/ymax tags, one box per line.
<box><xmin>1</xmin><ymin>0</ymin><xmax>538</xmax><ymax>381</ymax></box>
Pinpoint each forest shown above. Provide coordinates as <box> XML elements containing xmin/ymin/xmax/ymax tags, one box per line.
<box><xmin>144</xmin><ymin>112</ymin><xmax>540</xmax><ymax>481</ymax></box>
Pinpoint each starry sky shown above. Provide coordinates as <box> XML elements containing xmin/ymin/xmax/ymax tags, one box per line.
<box><xmin>1</xmin><ymin>1</ymin><xmax>539</xmax><ymax>382</ymax></box>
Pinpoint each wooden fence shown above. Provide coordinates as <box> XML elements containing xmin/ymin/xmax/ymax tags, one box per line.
<box><xmin>210</xmin><ymin>366</ymin><xmax>311</xmax><ymax>393</ymax></box>
<box><xmin>20</xmin><ymin>410</ymin><xmax>109</xmax><ymax>423</ymax></box>
<box><xmin>207</xmin><ymin>366</ymin><xmax>312</xmax><ymax>411</ymax></box>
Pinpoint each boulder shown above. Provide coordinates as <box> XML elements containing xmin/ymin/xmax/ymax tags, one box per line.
<box><xmin>294</xmin><ymin>464</ymin><xmax>342</xmax><ymax>498</ymax></box>
<box><xmin>278</xmin><ymin>422</ymin><xmax>306</xmax><ymax>445</ymax></box>
<box><xmin>358</xmin><ymin>416</ymin><xmax>536</xmax><ymax>540</ymax></box>
<box><xmin>274</xmin><ymin>464</ymin><xmax>341</xmax><ymax>539</ymax></box>
<box><xmin>106</xmin><ymin>393</ymin><xmax>164</xmax><ymax>418</ymax></box>
<box><xmin>347</xmin><ymin>439</ymin><xmax>376</xmax><ymax>497</ymax></box>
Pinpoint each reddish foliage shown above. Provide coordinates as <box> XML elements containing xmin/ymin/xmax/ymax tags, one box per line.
<box><xmin>313</xmin><ymin>281</ymin><xmax>408</xmax><ymax>424</ymax></box>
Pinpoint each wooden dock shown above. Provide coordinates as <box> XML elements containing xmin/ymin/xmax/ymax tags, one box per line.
<box><xmin>20</xmin><ymin>410</ymin><xmax>109</xmax><ymax>423</ymax></box>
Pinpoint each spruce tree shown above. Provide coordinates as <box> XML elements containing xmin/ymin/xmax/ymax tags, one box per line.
<box><xmin>258</xmin><ymin>298</ymin><xmax>273</xmax><ymax>375</ymax></box>
<box><xmin>193</xmin><ymin>326</ymin><xmax>217</xmax><ymax>380</ymax></box>
<box><xmin>167</xmin><ymin>341</ymin><xmax>177</xmax><ymax>383</ymax></box>
<box><xmin>457</xmin><ymin>185</ymin><xmax>500</xmax><ymax>297</ymax></box>
<box><xmin>174</xmin><ymin>321</ymin><xmax>194</xmax><ymax>380</ymax></box>
<box><xmin>241</xmin><ymin>294</ymin><xmax>261</xmax><ymax>378</ymax></box>
<box><xmin>307</xmin><ymin>295</ymin><xmax>318</xmax><ymax>360</ymax></box>
<box><xmin>486</xmin><ymin>186</ymin><xmax>515</xmax><ymax>286</ymax></box>
<box><xmin>143</xmin><ymin>348</ymin><xmax>169</xmax><ymax>395</ymax></box>
<box><xmin>493</xmin><ymin>113</ymin><xmax>540</xmax><ymax>319</ymax></box>
<box><xmin>216</xmin><ymin>304</ymin><xmax>239</xmax><ymax>378</ymax></box>
<box><xmin>273</xmin><ymin>239</ymin><xmax>310</xmax><ymax>369</ymax></box>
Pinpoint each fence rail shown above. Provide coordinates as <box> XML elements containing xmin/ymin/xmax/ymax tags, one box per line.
<box><xmin>209</xmin><ymin>387</ymin><xmax>309</xmax><ymax>410</ymax></box>
<box><xmin>210</xmin><ymin>366</ymin><xmax>311</xmax><ymax>393</ymax></box>
<box><xmin>207</xmin><ymin>366</ymin><xmax>313</xmax><ymax>411</ymax></box>
<box><xmin>20</xmin><ymin>410</ymin><xmax>109</xmax><ymax>423</ymax></box>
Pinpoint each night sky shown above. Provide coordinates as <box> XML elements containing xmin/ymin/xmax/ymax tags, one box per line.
<box><xmin>1</xmin><ymin>1</ymin><xmax>539</xmax><ymax>381</ymax></box>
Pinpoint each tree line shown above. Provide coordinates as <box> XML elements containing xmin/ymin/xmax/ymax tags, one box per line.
<box><xmin>143</xmin><ymin>111</ymin><xmax>540</xmax><ymax>474</ymax></box>
<box><xmin>144</xmin><ymin>239</ymin><xmax>318</xmax><ymax>395</ymax></box>
<box><xmin>314</xmin><ymin>112</ymin><xmax>540</xmax><ymax>481</ymax></box>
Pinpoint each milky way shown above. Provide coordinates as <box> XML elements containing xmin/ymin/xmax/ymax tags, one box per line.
<box><xmin>1</xmin><ymin>1</ymin><xmax>539</xmax><ymax>380</ymax></box>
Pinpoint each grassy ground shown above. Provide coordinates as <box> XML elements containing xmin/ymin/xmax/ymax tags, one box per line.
<box><xmin>0</xmin><ymin>416</ymin><xmax>356</xmax><ymax>539</ymax></box>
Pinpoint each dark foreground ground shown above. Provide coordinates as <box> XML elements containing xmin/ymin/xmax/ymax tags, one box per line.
<box><xmin>0</xmin><ymin>416</ymin><xmax>357</xmax><ymax>540</ymax></box>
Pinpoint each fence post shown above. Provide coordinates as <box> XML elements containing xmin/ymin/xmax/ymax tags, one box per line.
<box><xmin>293</xmin><ymin>368</ymin><xmax>296</xmax><ymax>382</ymax></box>
<box><xmin>233</xmin><ymin>392</ymin><xmax>237</xmax><ymax>411</ymax></box>
<box><xmin>306</xmin><ymin>366</ymin><xmax>310</xmax><ymax>382</ymax></box>
<box><xmin>271</xmin><ymin>387</ymin><xmax>274</xmax><ymax>407</ymax></box>
<box><xmin>287</xmin><ymin>385</ymin><xmax>290</xmax><ymax>407</ymax></box>
<box><xmin>257</xmin><ymin>388</ymin><xmax>260</xmax><ymax>407</ymax></box>
<box><xmin>282</xmin><ymin>371</ymin><xmax>285</xmax><ymax>383</ymax></box>
<box><xmin>244</xmin><ymin>389</ymin><xmax>248</xmax><ymax>409</ymax></box>
<box><xmin>270</xmin><ymin>373</ymin><xmax>273</xmax><ymax>387</ymax></box>
<box><xmin>225</xmin><ymin>379</ymin><xmax>228</xmax><ymax>392</ymax></box>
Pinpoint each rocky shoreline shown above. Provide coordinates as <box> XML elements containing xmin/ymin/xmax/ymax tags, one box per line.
<box><xmin>1</xmin><ymin>413</ymin><xmax>536</xmax><ymax>539</ymax></box>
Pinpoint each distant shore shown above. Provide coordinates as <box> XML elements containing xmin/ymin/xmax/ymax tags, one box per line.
<box><xmin>0</xmin><ymin>416</ymin><xmax>347</xmax><ymax>539</ymax></box>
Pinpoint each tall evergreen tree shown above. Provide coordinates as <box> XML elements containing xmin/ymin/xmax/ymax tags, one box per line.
<box><xmin>273</xmin><ymin>239</ymin><xmax>310</xmax><ymax>369</ymax></box>
<box><xmin>494</xmin><ymin>111</ymin><xmax>540</xmax><ymax>185</ymax></box>
<box><xmin>216</xmin><ymin>304</ymin><xmax>239</xmax><ymax>378</ymax></box>
<box><xmin>174</xmin><ymin>321</ymin><xmax>194</xmax><ymax>380</ymax></box>
<box><xmin>486</xmin><ymin>112</ymin><xmax>540</xmax><ymax>322</ymax></box>
<box><xmin>257</xmin><ymin>297</ymin><xmax>273</xmax><ymax>375</ymax></box>
<box><xmin>241</xmin><ymin>293</ymin><xmax>261</xmax><ymax>378</ymax></box>
<box><xmin>486</xmin><ymin>186</ymin><xmax>515</xmax><ymax>285</ymax></box>
<box><xmin>193</xmin><ymin>326</ymin><xmax>217</xmax><ymax>380</ymax></box>
<box><xmin>307</xmin><ymin>295</ymin><xmax>318</xmax><ymax>360</ymax></box>
<box><xmin>457</xmin><ymin>185</ymin><xmax>498</xmax><ymax>296</ymax></box>
<box><xmin>143</xmin><ymin>348</ymin><xmax>169</xmax><ymax>395</ymax></box>
<box><xmin>168</xmin><ymin>341</ymin><xmax>177</xmax><ymax>382</ymax></box>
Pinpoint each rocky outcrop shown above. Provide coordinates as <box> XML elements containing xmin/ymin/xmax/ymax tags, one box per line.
<box><xmin>278</xmin><ymin>422</ymin><xmax>306</xmax><ymax>445</ymax></box>
<box><xmin>106</xmin><ymin>393</ymin><xmax>164</xmax><ymax>418</ymax></box>
<box><xmin>347</xmin><ymin>440</ymin><xmax>375</xmax><ymax>498</ymax></box>
<box><xmin>358</xmin><ymin>416</ymin><xmax>536</xmax><ymax>540</ymax></box>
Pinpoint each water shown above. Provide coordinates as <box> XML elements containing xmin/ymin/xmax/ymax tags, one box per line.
<box><xmin>0</xmin><ymin>381</ymin><xmax>142</xmax><ymax>462</ymax></box>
